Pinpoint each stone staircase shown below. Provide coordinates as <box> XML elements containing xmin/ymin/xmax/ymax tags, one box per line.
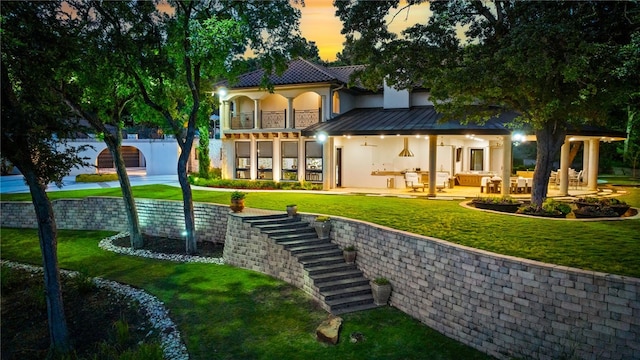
<box><xmin>243</xmin><ymin>214</ymin><xmax>378</xmax><ymax>315</ymax></box>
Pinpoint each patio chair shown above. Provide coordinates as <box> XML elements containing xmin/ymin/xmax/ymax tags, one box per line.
<box><xmin>480</xmin><ymin>176</ymin><xmax>491</xmax><ymax>193</ymax></box>
<box><xmin>405</xmin><ymin>172</ymin><xmax>425</xmax><ymax>192</ymax></box>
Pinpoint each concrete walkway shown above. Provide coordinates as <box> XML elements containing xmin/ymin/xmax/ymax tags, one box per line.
<box><xmin>1</xmin><ymin>173</ymin><xmax>600</xmax><ymax>200</ymax></box>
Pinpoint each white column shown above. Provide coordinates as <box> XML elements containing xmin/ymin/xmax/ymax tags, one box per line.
<box><xmin>588</xmin><ymin>138</ymin><xmax>599</xmax><ymax>191</ymax></box>
<box><xmin>559</xmin><ymin>137</ymin><xmax>570</xmax><ymax>196</ymax></box>
<box><xmin>272</xmin><ymin>138</ymin><xmax>281</xmax><ymax>182</ymax></box>
<box><xmin>286</xmin><ymin>98</ymin><xmax>294</xmax><ymax>129</ymax></box>
<box><xmin>221</xmin><ymin>101</ymin><xmax>229</xmax><ymax>130</ymax></box>
<box><xmin>253</xmin><ymin>99</ymin><xmax>260</xmax><ymax>129</ymax></box>
<box><xmin>298</xmin><ymin>139</ymin><xmax>305</xmax><ymax>182</ymax></box>
<box><xmin>323</xmin><ymin>137</ymin><xmax>333</xmax><ymax>190</ymax></box>
<box><xmin>428</xmin><ymin>135</ymin><xmax>437</xmax><ymax>197</ymax></box>
<box><xmin>502</xmin><ymin>136</ymin><xmax>512</xmax><ymax>195</ymax></box>
<box><xmin>583</xmin><ymin>140</ymin><xmax>590</xmax><ymax>187</ymax></box>
<box><xmin>321</xmin><ymin>95</ymin><xmax>327</xmax><ymax>121</ymax></box>
<box><xmin>250</xmin><ymin>138</ymin><xmax>257</xmax><ymax>180</ymax></box>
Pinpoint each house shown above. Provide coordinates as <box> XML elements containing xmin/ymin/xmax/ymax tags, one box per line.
<box><xmin>216</xmin><ymin>58</ymin><xmax>625</xmax><ymax>196</ymax></box>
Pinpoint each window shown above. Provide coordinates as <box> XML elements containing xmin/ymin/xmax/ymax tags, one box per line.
<box><xmin>305</xmin><ymin>141</ymin><xmax>323</xmax><ymax>182</ymax></box>
<box><xmin>281</xmin><ymin>142</ymin><xmax>298</xmax><ymax>181</ymax></box>
<box><xmin>235</xmin><ymin>142</ymin><xmax>250</xmax><ymax>179</ymax></box>
<box><xmin>470</xmin><ymin>148</ymin><xmax>484</xmax><ymax>171</ymax></box>
<box><xmin>257</xmin><ymin>141</ymin><xmax>273</xmax><ymax>180</ymax></box>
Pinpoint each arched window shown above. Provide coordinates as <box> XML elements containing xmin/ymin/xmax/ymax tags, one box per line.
<box><xmin>332</xmin><ymin>91</ymin><xmax>340</xmax><ymax>114</ymax></box>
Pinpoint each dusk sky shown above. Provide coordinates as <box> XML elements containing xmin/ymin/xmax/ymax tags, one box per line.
<box><xmin>295</xmin><ymin>0</ymin><xmax>432</xmax><ymax>61</ymax></box>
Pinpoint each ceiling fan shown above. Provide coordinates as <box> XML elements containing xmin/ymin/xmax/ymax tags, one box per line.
<box><xmin>360</xmin><ymin>137</ymin><xmax>377</xmax><ymax>147</ymax></box>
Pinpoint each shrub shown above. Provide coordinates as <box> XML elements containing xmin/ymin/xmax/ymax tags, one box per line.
<box><xmin>230</xmin><ymin>191</ymin><xmax>246</xmax><ymax>200</ymax></box>
<box><xmin>373</xmin><ymin>277</ymin><xmax>390</xmax><ymax>285</ymax></box>
<box><xmin>76</xmin><ymin>173</ymin><xmax>119</xmax><ymax>182</ymax></box>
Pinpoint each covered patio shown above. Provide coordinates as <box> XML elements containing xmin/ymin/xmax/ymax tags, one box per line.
<box><xmin>302</xmin><ymin>106</ymin><xmax>626</xmax><ymax>197</ymax></box>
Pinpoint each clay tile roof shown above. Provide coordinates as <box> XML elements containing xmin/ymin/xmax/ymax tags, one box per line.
<box><xmin>226</xmin><ymin>58</ymin><xmax>367</xmax><ymax>89</ymax></box>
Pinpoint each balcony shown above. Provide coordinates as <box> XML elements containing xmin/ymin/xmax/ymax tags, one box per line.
<box><xmin>294</xmin><ymin>108</ymin><xmax>320</xmax><ymax>129</ymax></box>
<box><xmin>231</xmin><ymin>112</ymin><xmax>254</xmax><ymax>130</ymax></box>
<box><xmin>228</xmin><ymin>108</ymin><xmax>321</xmax><ymax>131</ymax></box>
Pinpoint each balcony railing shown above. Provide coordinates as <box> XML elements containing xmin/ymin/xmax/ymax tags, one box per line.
<box><xmin>261</xmin><ymin>110</ymin><xmax>286</xmax><ymax>129</ymax></box>
<box><xmin>231</xmin><ymin>112</ymin><xmax>254</xmax><ymax>130</ymax></box>
<box><xmin>294</xmin><ymin>108</ymin><xmax>320</xmax><ymax>129</ymax></box>
<box><xmin>227</xmin><ymin>108</ymin><xmax>319</xmax><ymax>131</ymax></box>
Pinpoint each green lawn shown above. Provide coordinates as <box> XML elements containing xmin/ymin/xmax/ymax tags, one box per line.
<box><xmin>2</xmin><ymin>182</ymin><xmax>639</xmax><ymax>359</ymax></box>
<box><xmin>1</xmin><ymin>228</ymin><xmax>491</xmax><ymax>360</ymax></box>
<box><xmin>2</xmin><ymin>184</ymin><xmax>639</xmax><ymax>277</ymax></box>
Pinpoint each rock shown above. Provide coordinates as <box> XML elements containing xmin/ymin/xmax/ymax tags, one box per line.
<box><xmin>316</xmin><ymin>315</ymin><xmax>343</xmax><ymax>345</ymax></box>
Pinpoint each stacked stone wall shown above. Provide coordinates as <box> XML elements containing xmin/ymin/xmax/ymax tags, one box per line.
<box><xmin>327</xmin><ymin>215</ymin><xmax>639</xmax><ymax>360</ymax></box>
<box><xmin>3</xmin><ymin>200</ymin><xmax>638</xmax><ymax>359</ymax></box>
<box><xmin>1</xmin><ymin>198</ymin><xmax>227</xmax><ymax>243</ymax></box>
<box><xmin>223</xmin><ymin>214</ymin><xmax>327</xmax><ymax>311</ymax></box>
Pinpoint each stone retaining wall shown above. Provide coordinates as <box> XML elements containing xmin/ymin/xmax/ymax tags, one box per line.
<box><xmin>223</xmin><ymin>213</ymin><xmax>326</xmax><ymax>310</ymax></box>
<box><xmin>326</xmin><ymin>215</ymin><xmax>639</xmax><ymax>360</ymax></box>
<box><xmin>4</xmin><ymin>199</ymin><xmax>638</xmax><ymax>359</ymax></box>
<box><xmin>1</xmin><ymin>198</ymin><xmax>228</xmax><ymax>243</ymax></box>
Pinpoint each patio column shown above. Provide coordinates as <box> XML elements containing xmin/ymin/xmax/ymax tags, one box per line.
<box><xmin>428</xmin><ymin>135</ymin><xmax>437</xmax><ymax>197</ymax></box>
<box><xmin>323</xmin><ymin>136</ymin><xmax>333</xmax><ymax>190</ymax></box>
<box><xmin>221</xmin><ymin>101</ymin><xmax>229</xmax><ymax>130</ymax></box>
<box><xmin>253</xmin><ymin>99</ymin><xmax>260</xmax><ymax>129</ymax></box>
<box><xmin>502</xmin><ymin>136</ymin><xmax>512</xmax><ymax>195</ymax></box>
<box><xmin>583</xmin><ymin>140</ymin><xmax>590</xmax><ymax>187</ymax></box>
<box><xmin>286</xmin><ymin>97</ymin><xmax>294</xmax><ymax>129</ymax></box>
<box><xmin>250</xmin><ymin>138</ymin><xmax>257</xmax><ymax>180</ymax></box>
<box><xmin>559</xmin><ymin>137</ymin><xmax>570</xmax><ymax>196</ymax></box>
<box><xmin>587</xmin><ymin>138</ymin><xmax>600</xmax><ymax>191</ymax></box>
<box><xmin>321</xmin><ymin>95</ymin><xmax>327</xmax><ymax>122</ymax></box>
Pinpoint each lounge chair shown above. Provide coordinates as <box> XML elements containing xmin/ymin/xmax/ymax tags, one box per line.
<box><xmin>405</xmin><ymin>172</ymin><xmax>425</xmax><ymax>192</ymax></box>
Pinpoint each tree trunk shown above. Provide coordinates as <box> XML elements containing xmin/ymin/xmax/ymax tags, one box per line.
<box><xmin>104</xmin><ymin>134</ymin><xmax>143</xmax><ymax>248</ymax></box>
<box><xmin>177</xmin><ymin>144</ymin><xmax>197</xmax><ymax>254</ymax></box>
<box><xmin>531</xmin><ymin>121</ymin><xmax>567</xmax><ymax>208</ymax></box>
<box><xmin>24</xmin><ymin>171</ymin><xmax>72</xmax><ymax>355</ymax></box>
<box><xmin>568</xmin><ymin>142</ymin><xmax>582</xmax><ymax>167</ymax></box>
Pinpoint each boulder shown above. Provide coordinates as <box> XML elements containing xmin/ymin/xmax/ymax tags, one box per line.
<box><xmin>316</xmin><ymin>315</ymin><xmax>343</xmax><ymax>345</ymax></box>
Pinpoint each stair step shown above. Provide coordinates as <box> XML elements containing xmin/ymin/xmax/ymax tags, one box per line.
<box><xmin>277</xmin><ymin>238</ymin><xmax>330</xmax><ymax>249</ymax></box>
<box><xmin>306</xmin><ymin>262</ymin><xmax>356</xmax><ymax>276</ymax></box>
<box><xmin>296</xmin><ymin>249</ymin><xmax>343</xmax><ymax>261</ymax></box>
<box><xmin>332</xmin><ymin>303</ymin><xmax>380</xmax><ymax>315</ymax></box>
<box><xmin>315</xmin><ymin>277</ymin><xmax>370</xmax><ymax>292</ymax></box>
<box><xmin>326</xmin><ymin>294</ymin><xmax>374</xmax><ymax>310</ymax></box>
<box><xmin>244</xmin><ymin>216</ymin><xmax>298</xmax><ymax>226</ymax></box>
<box><xmin>288</xmin><ymin>243</ymin><xmax>339</xmax><ymax>255</ymax></box>
<box><xmin>271</xmin><ymin>231</ymin><xmax>318</xmax><ymax>242</ymax></box>
<box><xmin>311</xmin><ymin>269</ymin><xmax>363</xmax><ymax>283</ymax></box>
<box><xmin>323</xmin><ymin>284</ymin><xmax>372</xmax><ymax>301</ymax></box>
<box><xmin>299</xmin><ymin>255</ymin><xmax>345</xmax><ymax>267</ymax></box>
<box><xmin>243</xmin><ymin>214</ymin><xmax>289</xmax><ymax>222</ymax></box>
<box><xmin>261</xmin><ymin>225</ymin><xmax>313</xmax><ymax>235</ymax></box>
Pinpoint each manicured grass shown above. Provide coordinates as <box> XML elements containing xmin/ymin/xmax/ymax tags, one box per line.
<box><xmin>3</xmin><ymin>184</ymin><xmax>639</xmax><ymax>277</ymax></box>
<box><xmin>0</xmin><ymin>228</ymin><xmax>492</xmax><ymax>360</ymax></box>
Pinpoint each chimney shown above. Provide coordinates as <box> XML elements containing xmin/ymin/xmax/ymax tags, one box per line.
<box><xmin>398</xmin><ymin>137</ymin><xmax>414</xmax><ymax>157</ymax></box>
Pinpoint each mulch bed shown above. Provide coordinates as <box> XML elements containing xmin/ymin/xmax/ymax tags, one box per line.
<box><xmin>112</xmin><ymin>234</ymin><xmax>224</xmax><ymax>258</ymax></box>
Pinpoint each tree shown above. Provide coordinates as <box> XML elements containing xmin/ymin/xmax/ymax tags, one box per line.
<box><xmin>121</xmin><ymin>0</ymin><xmax>305</xmax><ymax>253</ymax></box>
<box><xmin>1</xmin><ymin>1</ymin><xmax>90</xmax><ymax>354</ymax></box>
<box><xmin>56</xmin><ymin>0</ymin><xmax>157</xmax><ymax>249</ymax></box>
<box><xmin>336</xmin><ymin>1</ymin><xmax>639</xmax><ymax>208</ymax></box>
